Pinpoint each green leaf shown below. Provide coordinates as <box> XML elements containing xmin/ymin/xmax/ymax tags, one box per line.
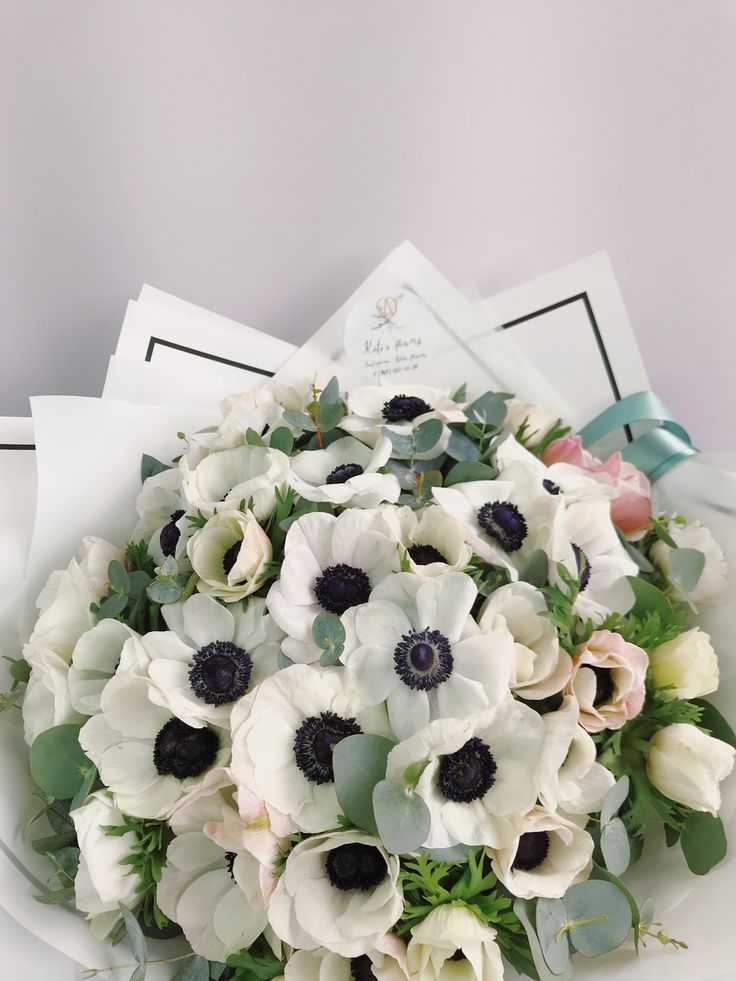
<box><xmin>97</xmin><ymin>591</ymin><xmax>129</xmax><ymax>619</ymax></box>
<box><xmin>668</xmin><ymin>547</ymin><xmax>705</xmax><ymax>593</ymax></box>
<box><xmin>245</xmin><ymin>427</ymin><xmax>266</xmax><ymax>446</ymax></box>
<box><xmin>625</xmin><ymin>576</ymin><xmax>676</xmax><ymax>623</ymax></box>
<box><xmin>30</xmin><ymin>725</ymin><xmax>91</xmax><ymax>800</ymax></box>
<box><xmin>563</xmin><ymin>880</ymin><xmax>632</xmax><ymax>957</ymax></box>
<box><xmin>446</xmin><ymin>428</ymin><xmax>479</xmax><ymax>462</ymax></box>
<box><xmin>381</xmin><ymin>427</ymin><xmax>416</xmax><ymax>456</ymax></box>
<box><xmin>590</xmin><ymin>863</ymin><xmax>640</xmax><ymax>926</ymax></box>
<box><xmin>146</xmin><ymin>579</ymin><xmax>184</xmax><ymax>605</ymax></box>
<box><xmin>277</xmin><ymin>651</ymin><xmax>294</xmax><ymax>670</ymax></box>
<box><xmin>413</xmin><ymin>419</ymin><xmax>444</xmax><ymax>454</ymax></box>
<box><xmin>692</xmin><ymin>698</ymin><xmax>736</xmax><ymax>749</ymax></box>
<box><xmin>269</xmin><ymin>427</ymin><xmax>294</xmax><ymax>455</ymax></box>
<box><xmin>31</xmin><ymin>831</ymin><xmax>77</xmax><ymax>853</ymax></box>
<box><xmin>600</xmin><ymin>817</ymin><xmax>631</xmax><ymax>876</ymax></box>
<box><xmin>518</xmin><ymin>549</ymin><xmax>549</xmax><ymax>587</ymax></box>
<box><xmin>616</xmin><ymin>528</ymin><xmax>655</xmax><ymax>574</ymax></box>
<box><xmin>119</xmin><ymin>903</ymin><xmax>148</xmax><ymax>966</ymax></box>
<box><xmin>333</xmin><ymin>734</ymin><xmax>395</xmax><ymax>834</ymax></box>
<box><xmin>451</xmin><ymin>382</ymin><xmax>467</xmax><ymax>402</ymax></box>
<box><xmin>652</xmin><ymin>516</ymin><xmax>678</xmax><ymax>548</ymax></box>
<box><xmin>283</xmin><ymin>409</ymin><xmax>317</xmax><ymax>432</ymax></box>
<box><xmin>127</xmin><ymin>570</ymin><xmax>152</xmax><ymax>601</ymax></box>
<box><xmin>9</xmin><ymin>658</ymin><xmax>31</xmax><ymax>685</ymax></box>
<box><xmin>601</xmin><ymin>776</ymin><xmax>630</xmax><ymax>826</ymax></box>
<box><xmin>312</xmin><ymin>613</ymin><xmax>346</xmax><ymax>652</ymax></box>
<box><xmin>468</xmin><ymin>391</ymin><xmax>511</xmax><ymax>427</ymax></box>
<box><xmin>172</xmin><ymin>955</ymin><xmax>210</xmax><ymax>981</ymax></box>
<box><xmin>319</xmin><ymin>376</ymin><xmax>341</xmax><ymax>405</ymax></box>
<box><xmin>372</xmin><ymin>780</ymin><xmax>430</xmax><ymax>854</ymax></box>
<box><xmin>513</xmin><ymin>899</ymin><xmax>574</xmax><ymax>981</ymax></box>
<box><xmin>417</xmin><ymin>469</ymin><xmax>442</xmax><ymax>503</ymax></box>
<box><xmin>444</xmin><ymin>460</ymin><xmax>498</xmax><ymax>486</ymax></box>
<box><xmin>535</xmin><ymin>898</ymin><xmax>570</xmax><ymax>975</ymax></box>
<box><xmin>140</xmin><ymin>454</ymin><xmax>171</xmax><ymax>482</ymax></box>
<box><xmin>108</xmin><ymin>560</ymin><xmax>130</xmax><ymax>595</ymax></box>
<box><xmin>34</xmin><ymin>885</ymin><xmax>76</xmax><ymax>905</ymax></box>
<box><xmin>317</xmin><ymin>402</ymin><xmax>345</xmax><ymax>433</ymax></box>
<box><xmin>680</xmin><ymin>811</ymin><xmax>727</xmax><ymax>875</ymax></box>
<box><xmin>130</xmin><ymin>965</ymin><xmax>147</xmax><ymax>981</ymax></box>
<box><xmin>70</xmin><ymin>762</ymin><xmax>99</xmax><ymax>810</ymax></box>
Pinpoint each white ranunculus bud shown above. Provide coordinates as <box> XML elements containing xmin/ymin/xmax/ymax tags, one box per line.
<box><xmin>188</xmin><ymin>508</ymin><xmax>272</xmax><ymax>603</ymax></box>
<box><xmin>650</xmin><ymin>518</ymin><xmax>728</xmax><ymax>605</ymax></box>
<box><xmin>502</xmin><ymin>399</ymin><xmax>560</xmax><ymax>448</ymax></box>
<box><xmin>646</xmin><ymin>723</ymin><xmax>735</xmax><ymax>815</ymax></box>
<box><xmin>181</xmin><ymin>444</ymin><xmax>290</xmax><ymax>520</ymax></box>
<box><xmin>648</xmin><ymin>628</ymin><xmax>719</xmax><ymax>701</ymax></box>
<box><xmin>407</xmin><ymin>903</ymin><xmax>504</xmax><ymax>980</ymax></box>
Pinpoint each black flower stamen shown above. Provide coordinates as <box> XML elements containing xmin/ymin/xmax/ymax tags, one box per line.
<box><xmin>326</xmin><ymin>463</ymin><xmax>365</xmax><ymax>484</ymax></box>
<box><xmin>438</xmin><ymin>737</ymin><xmax>497</xmax><ymax>803</ymax></box>
<box><xmin>188</xmin><ymin>641</ymin><xmax>253</xmax><ymax>705</ymax></box>
<box><xmin>222</xmin><ymin>541</ymin><xmax>242</xmax><ymax>576</ymax></box>
<box><xmin>293</xmin><ymin>711</ymin><xmax>362</xmax><ymax>784</ymax></box>
<box><xmin>382</xmin><ymin>394</ymin><xmax>433</xmax><ymax>423</ymax></box>
<box><xmin>543</xmin><ymin>479</ymin><xmax>561</xmax><ymax>496</ymax></box>
<box><xmin>477</xmin><ymin>501</ymin><xmax>528</xmax><ymax>552</ymax></box>
<box><xmin>314</xmin><ymin>564</ymin><xmax>371</xmax><ymax>615</ymax></box>
<box><xmin>512</xmin><ymin>831</ymin><xmax>550</xmax><ymax>871</ymax></box>
<box><xmin>325</xmin><ymin>843</ymin><xmax>386</xmax><ymax>891</ymax></box>
<box><xmin>393</xmin><ymin>628</ymin><xmax>453</xmax><ymax>691</ymax></box>
<box><xmin>225</xmin><ymin>851</ymin><xmax>236</xmax><ymax>880</ymax></box>
<box><xmin>408</xmin><ymin>543</ymin><xmax>448</xmax><ymax>566</ymax></box>
<box><xmin>350</xmin><ymin>955</ymin><xmax>377</xmax><ymax>981</ymax></box>
<box><xmin>159</xmin><ymin>509</ymin><xmax>185</xmax><ymax>557</ymax></box>
<box><xmin>572</xmin><ymin>543</ymin><xmax>591</xmax><ymax>592</ymax></box>
<box><xmin>586</xmin><ymin>665</ymin><xmax>615</xmax><ymax>707</ymax></box>
<box><xmin>153</xmin><ymin>718</ymin><xmax>219</xmax><ymax>779</ymax></box>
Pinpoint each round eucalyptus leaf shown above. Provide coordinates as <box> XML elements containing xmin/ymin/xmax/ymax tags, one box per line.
<box><xmin>107</xmin><ymin>560</ymin><xmax>130</xmax><ymax>595</ymax></box>
<box><xmin>680</xmin><ymin>811</ymin><xmax>727</xmax><ymax>875</ymax></box>
<box><xmin>333</xmin><ymin>734</ymin><xmax>395</xmax><ymax>834</ymax></box>
<box><xmin>600</xmin><ymin>775</ymin><xmax>630</xmax><ymax>826</ymax></box>
<box><xmin>446</xmin><ymin>428</ymin><xmax>479</xmax><ymax>462</ymax></box>
<box><xmin>312</xmin><ymin>612</ymin><xmax>346</xmax><ymax>650</ymax></box>
<box><xmin>97</xmin><ymin>591</ymin><xmax>129</xmax><ymax>620</ymax></box>
<box><xmin>600</xmin><ymin>817</ymin><xmax>631</xmax><ymax>876</ymax></box>
<box><xmin>564</xmin><ymin>880</ymin><xmax>632</xmax><ymax>957</ymax></box>
<box><xmin>518</xmin><ymin>549</ymin><xmax>549</xmax><ymax>587</ymax></box>
<box><xmin>668</xmin><ymin>547</ymin><xmax>706</xmax><ymax>593</ymax></box>
<box><xmin>413</xmin><ymin>419</ymin><xmax>444</xmax><ymax>454</ymax></box>
<box><xmin>536</xmin><ymin>897</ymin><xmax>570</xmax><ymax>974</ymax></box>
<box><xmin>146</xmin><ymin>578</ymin><xmax>183</xmax><ymax>605</ymax></box>
<box><xmin>30</xmin><ymin>725</ymin><xmax>91</xmax><ymax>800</ymax></box>
<box><xmin>372</xmin><ymin>779</ymin><xmax>430</xmax><ymax>854</ymax></box>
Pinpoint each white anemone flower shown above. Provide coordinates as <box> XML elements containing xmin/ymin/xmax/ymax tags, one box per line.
<box><xmin>181</xmin><ymin>444</ymin><xmax>290</xmax><ymax>520</ymax></box>
<box><xmin>131</xmin><ymin>594</ymin><xmax>283</xmax><ymax>729</ymax></box>
<box><xmin>407</xmin><ymin>902</ymin><xmax>504</xmax><ymax>981</ymax></box>
<box><xmin>380</xmin><ymin>505</ymin><xmax>473</xmax><ymax>578</ymax></box>
<box><xmin>266</xmin><ymin>509</ymin><xmax>401</xmax><ymax>664</ymax></box>
<box><xmin>267</xmin><ymin>829</ymin><xmax>403</xmax><ymax>957</ymax></box>
<box><xmin>68</xmin><ymin>619</ymin><xmax>138</xmax><ymax>716</ymax></box>
<box><xmin>132</xmin><ymin>468</ymin><xmax>190</xmax><ymax>567</ymax></box>
<box><xmin>187</xmin><ymin>507</ymin><xmax>273</xmax><ymax>603</ymax></box>
<box><xmin>288</xmin><ymin>435</ymin><xmax>400</xmax><ymax>508</ymax></box>
<box><xmin>341</xmin><ymin>383</ymin><xmax>466</xmax><ymax>459</ymax></box>
<box><xmin>549</xmin><ymin>497</ymin><xmax>639</xmax><ymax>620</ymax></box>
<box><xmin>489</xmin><ymin>805</ymin><xmax>594</xmax><ymax>900</ymax></box>
<box><xmin>284</xmin><ymin>940</ymin><xmax>409</xmax><ymax>980</ymax></box>
<box><xmin>651</xmin><ymin>516</ymin><xmax>728</xmax><ymax>606</ymax></box>
<box><xmin>477</xmin><ymin>582</ymin><xmax>571</xmax><ymax>700</ymax></box>
<box><xmin>79</xmin><ymin>672</ymin><xmax>230</xmax><ymax>820</ymax></box>
<box><xmin>495</xmin><ymin>434</ymin><xmax>613</xmax><ymax>501</ymax></box>
<box><xmin>341</xmin><ymin>573</ymin><xmax>512</xmax><ymax>741</ymax></box>
<box><xmin>230</xmin><ymin>664</ymin><xmax>391</xmax><ymax>834</ymax></box>
<box><xmin>385</xmin><ymin>700</ymin><xmax>546</xmax><ymax>850</ymax></box>
<box><xmin>537</xmin><ymin>696</ymin><xmax>615</xmax><ymax>816</ymax></box>
<box><xmin>22</xmin><ymin>647</ymin><xmax>85</xmax><ymax>745</ymax></box>
<box><xmin>71</xmin><ymin>791</ymin><xmax>141</xmax><ymax>940</ymax></box>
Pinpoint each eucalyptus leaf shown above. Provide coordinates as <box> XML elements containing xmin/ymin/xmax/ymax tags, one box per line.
<box><xmin>312</xmin><ymin>613</ymin><xmax>346</xmax><ymax>651</ymax></box>
<box><xmin>444</xmin><ymin>460</ymin><xmax>498</xmax><ymax>486</ymax></box>
<box><xmin>518</xmin><ymin>549</ymin><xmax>549</xmax><ymax>587</ymax></box>
<box><xmin>119</xmin><ymin>903</ymin><xmax>148</xmax><ymax>966</ymax></box>
<box><xmin>34</xmin><ymin>885</ymin><xmax>76</xmax><ymax>905</ymax></box>
<box><xmin>283</xmin><ymin>409</ymin><xmax>318</xmax><ymax>432</ymax></box>
<box><xmin>245</xmin><ymin>427</ymin><xmax>265</xmax><ymax>446</ymax></box>
<box><xmin>108</xmin><ymin>561</ymin><xmax>131</xmax><ymax>595</ymax></box>
<box><xmin>372</xmin><ymin>780</ymin><xmax>430</xmax><ymax>854</ymax></box>
<box><xmin>616</xmin><ymin>529</ymin><xmax>655</xmax><ymax>573</ymax></box>
<box><xmin>208</xmin><ymin>963</ymin><xmax>227</xmax><ymax>981</ymax></box>
<box><xmin>9</xmin><ymin>658</ymin><xmax>31</xmax><ymax>685</ymax></box>
<box><xmin>468</xmin><ymin>391</ymin><xmax>511</xmax><ymax>428</ymax></box>
<box><xmin>668</xmin><ymin>547</ymin><xmax>706</xmax><ymax>593</ymax></box>
<box><xmin>413</xmin><ymin>419</ymin><xmax>444</xmax><ymax>454</ymax></box>
<box><xmin>70</xmin><ymin>762</ymin><xmax>99</xmax><ymax>810</ymax></box>
<box><xmin>333</xmin><ymin>734</ymin><xmax>395</xmax><ymax>833</ymax></box>
<box><xmin>692</xmin><ymin>698</ymin><xmax>736</xmax><ymax>749</ymax></box>
<box><xmin>277</xmin><ymin>651</ymin><xmax>295</xmax><ymax>670</ymax></box>
<box><xmin>172</xmin><ymin>955</ymin><xmax>210</xmax><ymax>981</ymax></box>
<box><xmin>269</xmin><ymin>427</ymin><xmax>295</xmax><ymax>455</ymax></box>
<box><xmin>317</xmin><ymin>402</ymin><xmax>345</xmax><ymax>433</ymax></box>
<box><xmin>651</xmin><ymin>516</ymin><xmax>678</xmax><ymax>548</ymax></box>
<box><xmin>680</xmin><ymin>811</ymin><xmax>727</xmax><ymax>875</ymax></box>
<box><xmin>513</xmin><ymin>899</ymin><xmax>575</xmax><ymax>981</ymax></box>
<box><xmin>625</xmin><ymin>576</ymin><xmax>676</xmax><ymax>623</ymax></box>
<box><xmin>140</xmin><ymin>454</ymin><xmax>171</xmax><ymax>482</ymax></box>
<box><xmin>319</xmin><ymin>376</ymin><xmax>341</xmax><ymax>405</ymax></box>
<box><xmin>563</xmin><ymin>880</ymin><xmax>632</xmax><ymax>957</ymax></box>
<box><xmin>146</xmin><ymin>579</ymin><xmax>184</xmax><ymax>605</ymax></box>
<box><xmin>127</xmin><ymin>570</ymin><xmax>152</xmax><ymax>601</ymax></box>
<box><xmin>638</xmin><ymin>897</ymin><xmax>655</xmax><ymax>924</ymax></box>
<box><xmin>600</xmin><ymin>817</ymin><xmax>631</xmax><ymax>876</ymax></box>
<box><xmin>446</xmin><ymin>428</ymin><xmax>480</xmax><ymax>462</ymax></box>
<box><xmin>30</xmin><ymin>725</ymin><xmax>91</xmax><ymax>800</ymax></box>
<box><xmin>423</xmin><ymin>844</ymin><xmax>472</xmax><ymax>862</ymax></box>
<box><xmin>319</xmin><ymin>647</ymin><xmax>343</xmax><ymax>667</ymax></box>
<box><xmin>600</xmin><ymin>776</ymin><xmax>630</xmax><ymax>826</ymax></box>
<box><xmin>536</xmin><ymin>898</ymin><xmax>570</xmax><ymax>974</ymax></box>
<box><xmin>97</xmin><ymin>591</ymin><xmax>129</xmax><ymax>620</ymax></box>
<box><xmin>381</xmin><ymin>427</ymin><xmax>415</xmax><ymax>456</ymax></box>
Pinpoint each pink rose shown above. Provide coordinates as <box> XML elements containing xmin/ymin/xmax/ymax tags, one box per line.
<box><xmin>565</xmin><ymin>630</ymin><xmax>648</xmax><ymax>733</ymax></box>
<box><xmin>542</xmin><ymin>435</ymin><xmax>599</xmax><ymax>470</ymax></box>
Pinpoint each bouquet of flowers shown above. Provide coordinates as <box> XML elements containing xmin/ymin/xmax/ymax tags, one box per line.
<box><xmin>9</xmin><ymin>362</ymin><xmax>734</xmax><ymax>981</ymax></box>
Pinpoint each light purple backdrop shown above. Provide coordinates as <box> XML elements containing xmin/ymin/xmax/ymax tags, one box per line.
<box><xmin>2</xmin><ymin>1</ymin><xmax>734</xmax><ymax>449</ymax></box>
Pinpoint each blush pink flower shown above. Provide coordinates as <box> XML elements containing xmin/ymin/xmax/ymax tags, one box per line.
<box><xmin>542</xmin><ymin>435</ymin><xmax>599</xmax><ymax>469</ymax></box>
<box><xmin>565</xmin><ymin>629</ymin><xmax>648</xmax><ymax>733</ymax></box>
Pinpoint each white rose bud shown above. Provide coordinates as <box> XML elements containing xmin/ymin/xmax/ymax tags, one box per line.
<box><xmin>503</xmin><ymin>399</ymin><xmax>560</xmax><ymax>448</ymax></box>
<box><xmin>650</xmin><ymin>518</ymin><xmax>728</xmax><ymax>604</ymax></box>
<box><xmin>407</xmin><ymin>903</ymin><xmax>504</xmax><ymax>980</ymax></box>
<box><xmin>646</xmin><ymin>723</ymin><xmax>735</xmax><ymax>815</ymax></box>
<box><xmin>188</xmin><ymin>508</ymin><xmax>272</xmax><ymax>603</ymax></box>
<box><xmin>648</xmin><ymin>628</ymin><xmax>719</xmax><ymax>701</ymax></box>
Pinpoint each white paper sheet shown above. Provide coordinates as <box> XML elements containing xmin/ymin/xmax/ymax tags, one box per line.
<box><xmin>0</xmin><ymin>418</ymin><xmax>37</xmax><ymax>612</ymax></box>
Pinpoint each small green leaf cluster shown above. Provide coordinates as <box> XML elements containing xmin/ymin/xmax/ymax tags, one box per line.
<box><xmin>103</xmin><ymin>815</ymin><xmax>174</xmax><ymax>930</ymax></box>
<box><xmin>224</xmin><ymin>939</ymin><xmax>286</xmax><ymax>980</ymax></box>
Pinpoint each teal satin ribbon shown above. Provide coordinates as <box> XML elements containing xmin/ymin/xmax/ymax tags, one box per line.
<box><xmin>578</xmin><ymin>391</ymin><xmax>697</xmax><ymax>483</ymax></box>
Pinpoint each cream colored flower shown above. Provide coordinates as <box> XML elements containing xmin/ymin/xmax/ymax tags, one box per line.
<box><xmin>646</xmin><ymin>723</ymin><xmax>735</xmax><ymax>815</ymax></box>
<box><xmin>648</xmin><ymin>628</ymin><xmax>719</xmax><ymax>701</ymax></box>
<box><xmin>188</xmin><ymin>508</ymin><xmax>272</xmax><ymax>603</ymax></box>
<box><xmin>181</xmin><ymin>444</ymin><xmax>289</xmax><ymax>519</ymax></box>
<box><xmin>406</xmin><ymin>903</ymin><xmax>504</xmax><ymax>980</ymax></box>
<box><xmin>650</xmin><ymin>517</ymin><xmax>728</xmax><ymax>605</ymax></box>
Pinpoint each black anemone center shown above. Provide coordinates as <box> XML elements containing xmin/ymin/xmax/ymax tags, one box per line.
<box><xmin>314</xmin><ymin>564</ymin><xmax>371</xmax><ymax>615</ymax></box>
<box><xmin>222</xmin><ymin>541</ymin><xmax>242</xmax><ymax>576</ymax></box>
<box><xmin>350</xmin><ymin>955</ymin><xmax>377</xmax><ymax>980</ymax></box>
<box><xmin>408</xmin><ymin>543</ymin><xmax>448</xmax><ymax>566</ymax></box>
<box><xmin>225</xmin><ymin>851</ymin><xmax>236</xmax><ymax>880</ymax></box>
<box><xmin>293</xmin><ymin>711</ymin><xmax>362</xmax><ymax>784</ymax></box>
<box><xmin>572</xmin><ymin>543</ymin><xmax>591</xmax><ymax>592</ymax></box>
<box><xmin>159</xmin><ymin>509</ymin><xmax>185</xmax><ymax>557</ymax></box>
<box><xmin>325</xmin><ymin>463</ymin><xmax>365</xmax><ymax>484</ymax></box>
<box><xmin>188</xmin><ymin>641</ymin><xmax>253</xmax><ymax>705</ymax></box>
<box><xmin>153</xmin><ymin>718</ymin><xmax>219</xmax><ymax>779</ymax></box>
<box><xmin>382</xmin><ymin>394</ymin><xmax>433</xmax><ymax>423</ymax></box>
<box><xmin>325</xmin><ymin>843</ymin><xmax>386</xmax><ymax>891</ymax></box>
<box><xmin>393</xmin><ymin>628</ymin><xmax>453</xmax><ymax>690</ymax></box>
<box><xmin>477</xmin><ymin>501</ymin><xmax>528</xmax><ymax>552</ymax></box>
<box><xmin>439</xmin><ymin>737</ymin><xmax>497</xmax><ymax>803</ymax></box>
<box><xmin>543</xmin><ymin>479</ymin><xmax>561</xmax><ymax>496</ymax></box>
<box><xmin>512</xmin><ymin>831</ymin><xmax>550</xmax><ymax>871</ymax></box>
<box><xmin>449</xmin><ymin>950</ymin><xmax>468</xmax><ymax>961</ymax></box>
<box><xmin>585</xmin><ymin>665</ymin><xmax>615</xmax><ymax>707</ymax></box>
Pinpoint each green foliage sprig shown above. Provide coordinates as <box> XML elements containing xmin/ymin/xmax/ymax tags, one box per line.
<box><xmin>103</xmin><ymin>816</ymin><xmax>174</xmax><ymax>930</ymax></box>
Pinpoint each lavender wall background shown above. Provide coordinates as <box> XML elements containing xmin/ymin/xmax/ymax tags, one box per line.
<box><xmin>1</xmin><ymin>1</ymin><xmax>735</xmax><ymax>449</ymax></box>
